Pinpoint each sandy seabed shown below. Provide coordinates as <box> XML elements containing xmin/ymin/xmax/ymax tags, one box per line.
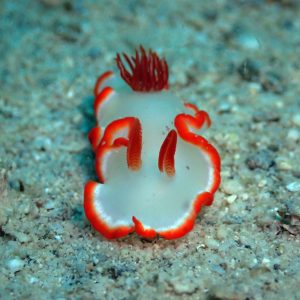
<box><xmin>1</xmin><ymin>0</ymin><xmax>300</xmax><ymax>299</ymax></box>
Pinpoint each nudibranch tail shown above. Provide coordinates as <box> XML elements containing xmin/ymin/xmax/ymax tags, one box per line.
<box><xmin>132</xmin><ymin>216</ymin><xmax>157</xmax><ymax>239</ymax></box>
<box><xmin>84</xmin><ymin>181</ymin><xmax>135</xmax><ymax>239</ymax></box>
<box><xmin>159</xmin><ymin>192</ymin><xmax>214</xmax><ymax>240</ymax></box>
<box><xmin>116</xmin><ymin>46</ymin><xmax>168</xmax><ymax>92</ymax></box>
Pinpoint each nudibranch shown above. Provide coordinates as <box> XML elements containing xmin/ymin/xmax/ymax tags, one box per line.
<box><xmin>84</xmin><ymin>46</ymin><xmax>221</xmax><ymax>240</ymax></box>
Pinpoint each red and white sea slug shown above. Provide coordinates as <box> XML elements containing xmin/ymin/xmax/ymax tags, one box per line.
<box><xmin>84</xmin><ymin>46</ymin><xmax>221</xmax><ymax>240</ymax></box>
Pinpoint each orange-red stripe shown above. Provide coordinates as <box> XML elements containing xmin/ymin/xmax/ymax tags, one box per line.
<box><xmin>158</xmin><ymin>130</ymin><xmax>177</xmax><ymax>176</ymax></box>
<box><xmin>127</xmin><ymin>119</ymin><xmax>142</xmax><ymax>171</ymax></box>
<box><xmin>95</xmin><ymin>117</ymin><xmax>143</xmax><ymax>183</ymax></box>
<box><xmin>94</xmin><ymin>86</ymin><xmax>115</xmax><ymax>120</ymax></box>
<box><xmin>84</xmin><ymin>181</ymin><xmax>134</xmax><ymax>239</ymax></box>
<box><xmin>88</xmin><ymin>126</ymin><xmax>102</xmax><ymax>152</ymax></box>
<box><xmin>132</xmin><ymin>216</ymin><xmax>157</xmax><ymax>239</ymax></box>
<box><xmin>93</xmin><ymin>70</ymin><xmax>114</xmax><ymax>97</ymax></box>
<box><xmin>158</xmin><ymin>192</ymin><xmax>213</xmax><ymax>239</ymax></box>
<box><xmin>174</xmin><ymin>102</ymin><xmax>221</xmax><ymax>195</ymax></box>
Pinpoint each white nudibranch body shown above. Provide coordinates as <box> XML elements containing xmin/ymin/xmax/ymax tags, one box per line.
<box><xmin>84</xmin><ymin>47</ymin><xmax>221</xmax><ymax>239</ymax></box>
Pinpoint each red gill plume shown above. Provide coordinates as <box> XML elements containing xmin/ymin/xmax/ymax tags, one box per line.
<box><xmin>116</xmin><ymin>46</ymin><xmax>169</xmax><ymax>92</ymax></box>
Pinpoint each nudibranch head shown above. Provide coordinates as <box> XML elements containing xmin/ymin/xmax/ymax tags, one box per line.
<box><xmin>84</xmin><ymin>46</ymin><xmax>221</xmax><ymax>240</ymax></box>
<box><xmin>116</xmin><ymin>45</ymin><xmax>168</xmax><ymax>92</ymax></box>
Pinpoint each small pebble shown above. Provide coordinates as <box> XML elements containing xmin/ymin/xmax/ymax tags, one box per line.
<box><xmin>286</xmin><ymin>182</ymin><xmax>300</xmax><ymax>192</ymax></box>
<box><xmin>241</xmin><ymin>193</ymin><xmax>249</xmax><ymax>200</ymax></box>
<box><xmin>8</xmin><ymin>178</ymin><xmax>25</xmax><ymax>192</ymax></box>
<box><xmin>169</xmin><ymin>278</ymin><xmax>197</xmax><ymax>294</ymax></box>
<box><xmin>276</xmin><ymin>157</ymin><xmax>292</xmax><ymax>171</ymax></box>
<box><xmin>7</xmin><ymin>257</ymin><xmax>25</xmax><ymax>273</ymax></box>
<box><xmin>287</xmin><ymin>129</ymin><xmax>300</xmax><ymax>141</ymax></box>
<box><xmin>273</xmin><ymin>264</ymin><xmax>280</xmax><ymax>271</ymax></box>
<box><xmin>15</xmin><ymin>232</ymin><xmax>30</xmax><ymax>243</ymax></box>
<box><xmin>44</xmin><ymin>200</ymin><xmax>56</xmax><ymax>210</ymax></box>
<box><xmin>211</xmin><ymin>264</ymin><xmax>226</xmax><ymax>275</ymax></box>
<box><xmin>268</xmin><ymin>143</ymin><xmax>280</xmax><ymax>152</ymax></box>
<box><xmin>33</xmin><ymin>136</ymin><xmax>52</xmax><ymax>151</ymax></box>
<box><xmin>261</xmin><ymin>72</ymin><xmax>285</xmax><ymax>95</ymax></box>
<box><xmin>245</xmin><ymin>149</ymin><xmax>275</xmax><ymax>170</ymax></box>
<box><xmin>248</xmin><ymin>82</ymin><xmax>261</xmax><ymax>95</ymax></box>
<box><xmin>227</xmin><ymin>194</ymin><xmax>237</xmax><ymax>204</ymax></box>
<box><xmin>292</xmin><ymin>114</ymin><xmax>300</xmax><ymax>126</ymax></box>
<box><xmin>222</xmin><ymin>180</ymin><xmax>243</xmax><ymax>195</ymax></box>
<box><xmin>236</xmin><ymin>33</ymin><xmax>260</xmax><ymax>50</ymax></box>
<box><xmin>54</xmin><ymin>235</ymin><xmax>62</xmax><ymax>241</ymax></box>
<box><xmin>237</xmin><ymin>59</ymin><xmax>260</xmax><ymax>82</ymax></box>
<box><xmin>258</xmin><ymin>180</ymin><xmax>267</xmax><ymax>188</ymax></box>
<box><xmin>217</xmin><ymin>102</ymin><xmax>232</xmax><ymax>114</ymax></box>
<box><xmin>292</xmin><ymin>170</ymin><xmax>300</xmax><ymax>179</ymax></box>
<box><xmin>28</xmin><ymin>276</ymin><xmax>39</xmax><ymax>284</ymax></box>
<box><xmin>216</xmin><ymin>227</ymin><xmax>230</xmax><ymax>240</ymax></box>
<box><xmin>252</xmin><ymin>111</ymin><xmax>280</xmax><ymax>123</ymax></box>
<box><xmin>67</xmin><ymin>89</ymin><xmax>74</xmax><ymax>98</ymax></box>
<box><xmin>205</xmin><ymin>236</ymin><xmax>220</xmax><ymax>249</ymax></box>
